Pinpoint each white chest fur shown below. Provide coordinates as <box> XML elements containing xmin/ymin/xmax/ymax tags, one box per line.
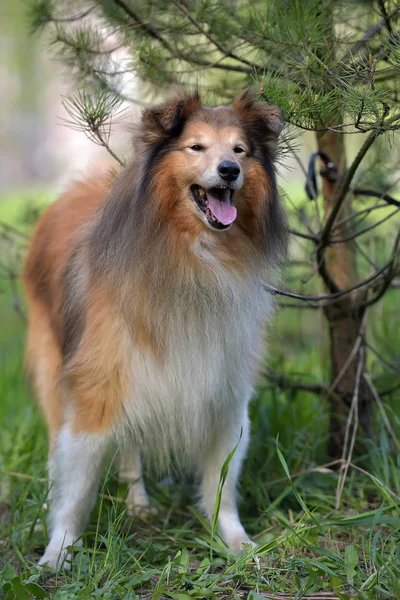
<box><xmin>122</xmin><ymin>265</ymin><xmax>273</xmax><ymax>470</ymax></box>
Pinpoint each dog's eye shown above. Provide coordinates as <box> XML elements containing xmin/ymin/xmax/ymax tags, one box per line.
<box><xmin>234</xmin><ymin>146</ymin><xmax>245</xmax><ymax>154</ymax></box>
<box><xmin>190</xmin><ymin>144</ymin><xmax>204</xmax><ymax>151</ymax></box>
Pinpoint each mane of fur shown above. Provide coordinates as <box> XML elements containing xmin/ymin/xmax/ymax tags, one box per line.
<box><xmin>24</xmin><ymin>90</ymin><xmax>288</xmax><ymax>470</ymax></box>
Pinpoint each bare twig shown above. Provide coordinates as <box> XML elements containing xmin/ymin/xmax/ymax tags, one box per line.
<box><xmin>288</xmin><ymin>228</ymin><xmax>318</xmax><ymax>242</ymax></box>
<box><xmin>329</xmin><ymin>208</ymin><xmax>400</xmax><ymax>244</ymax></box>
<box><xmin>262</xmin><ymin>368</ymin><xmax>339</xmax><ymax>401</ymax></box>
<box><xmin>330</xmin><ymin>336</ymin><xmax>363</xmax><ymax>393</ymax></box>
<box><xmin>364</xmin><ymin>373</ymin><xmax>400</xmax><ymax>451</ymax></box>
<box><xmin>377</xmin><ymin>0</ymin><xmax>393</xmax><ymax>35</ymax></box>
<box><xmin>332</xmin><ymin>202</ymin><xmax>391</xmax><ymax>232</ymax></box>
<box><xmin>345</xmin><ymin>7</ymin><xmax>400</xmax><ymax>59</ymax></box>
<box><xmin>349</xmin><ymin>463</ymin><xmax>400</xmax><ymax>501</ymax></box>
<box><xmin>335</xmin><ymin>346</ymin><xmax>364</xmax><ymax>509</ymax></box>
<box><xmin>263</xmin><ymin>460</ymin><xmax>344</xmax><ymax>489</ymax></box>
<box><xmin>365</xmin><ymin>341</ymin><xmax>399</xmax><ymax>373</ymax></box>
<box><xmin>353</xmin><ymin>188</ymin><xmax>400</xmax><ymax>208</ymax></box>
<box><xmin>360</xmin><ymin>231</ymin><xmax>400</xmax><ymax>308</ymax></box>
<box><xmin>264</xmin><ymin>251</ymin><xmax>399</xmax><ymax>305</ymax></box>
<box><xmin>93</xmin><ymin>126</ymin><xmax>126</xmax><ymax>167</ymax></box>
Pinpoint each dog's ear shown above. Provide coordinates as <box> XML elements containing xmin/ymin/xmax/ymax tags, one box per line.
<box><xmin>140</xmin><ymin>92</ymin><xmax>202</xmax><ymax>147</ymax></box>
<box><xmin>233</xmin><ymin>89</ymin><xmax>284</xmax><ymax>156</ymax></box>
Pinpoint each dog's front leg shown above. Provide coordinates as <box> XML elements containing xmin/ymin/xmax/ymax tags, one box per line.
<box><xmin>199</xmin><ymin>405</ymin><xmax>252</xmax><ymax>553</ymax></box>
<box><xmin>39</xmin><ymin>425</ymin><xmax>112</xmax><ymax>570</ymax></box>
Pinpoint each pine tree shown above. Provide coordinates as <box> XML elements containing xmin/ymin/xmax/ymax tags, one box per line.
<box><xmin>29</xmin><ymin>0</ymin><xmax>400</xmax><ymax>461</ymax></box>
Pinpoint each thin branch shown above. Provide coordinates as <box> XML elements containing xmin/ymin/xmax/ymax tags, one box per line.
<box><xmin>93</xmin><ymin>126</ymin><xmax>126</xmax><ymax>167</ymax></box>
<box><xmin>264</xmin><ymin>251</ymin><xmax>399</xmax><ymax>305</ymax></box>
<box><xmin>360</xmin><ymin>229</ymin><xmax>400</xmax><ymax>308</ymax></box>
<box><xmin>330</xmin><ymin>334</ymin><xmax>363</xmax><ymax>394</ymax></box>
<box><xmin>113</xmin><ymin>0</ymin><xmax>254</xmax><ymax>74</ymax></box>
<box><xmin>349</xmin><ymin>463</ymin><xmax>400</xmax><ymax>501</ymax></box>
<box><xmin>288</xmin><ymin>228</ymin><xmax>318</xmax><ymax>242</ymax></box>
<box><xmin>261</xmin><ymin>368</ymin><xmax>339</xmax><ymax>402</ymax></box>
<box><xmin>113</xmin><ymin>0</ymin><xmax>174</xmax><ymax>54</ymax></box>
<box><xmin>171</xmin><ymin>0</ymin><xmax>259</xmax><ymax>69</ymax></box>
<box><xmin>277</xmin><ymin>301</ymin><xmax>320</xmax><ymax>310</ymax></box>
<box><xmin>364</xmin><ymin>374</ymin><xmax>400</xmax><ymax>451</ymax></box>
<box><xmin>335</xmin><ymin>346</ymin><xmax>364</xmax><ymax>509</ymax></box>
<box><xmin>353</xmin><ymin>187</ymin><xmax>400</xmax><ymax>208</ymax></box>
<box><xmin>319</xmin><ymin>130</ymin><xmax>381</xmax><ymax>249</ymax></box>
<box><xmin>329</xmin><ymin>208</ymin><xmax>400</xmax><ymax>244</ymax></box>
<box><xmin>263</xmin><ymin>460</ymin><xmax>345</xmax><ymax>489</ymax></box>
<box><xmin>345</xmin><ymin>7</ymin><xmax>400</xmax><ymax>59</ymax></box>
<box><xmin>352</xmin><ymin>238</ymin><xmax>380</xmax><ymax>271</ymax></box>
<box><xmin>377</xmin><ymin>0</ymin><xmax>393</xmax><ymax>35</ymax></box>
<box><xmin>48</xmin><ymin>5</ymin><xmax>95</xmax><ymax>24</ymax></box>
<box><xmin>365</xmin><ymin>341</ymin><xmax>399</xmax><ymax>372</ymax></box>
<box><xmin>332</xmin><ymin>203</ymin><xmax>391</xmax><ymax>232</ymax></box>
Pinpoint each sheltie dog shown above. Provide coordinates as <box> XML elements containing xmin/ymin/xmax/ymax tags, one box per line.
<box><xmin>23</xmin><ymin>89</ymin><xmax>287</xmax><ymax>569</ymax></box>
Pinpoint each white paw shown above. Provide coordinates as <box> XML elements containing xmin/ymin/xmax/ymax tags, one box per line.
<box><xmin>126</xmin><ymin>503</ymin><xmax>158</xmax><ymax>520</ymax></box>
<box><xmin>38</xmin><ymin>548</ymin><xmax>72</xmax><ymax>571</ymax></box>
<box><xmin>226</xmin><ymin>535</ymin><xmax>256</xmax><ymax>554</ymax></box>
<box><xmin>219</xmin><ymin>522</ymin><xmax>256</xmax><ymax>554</ymax></box>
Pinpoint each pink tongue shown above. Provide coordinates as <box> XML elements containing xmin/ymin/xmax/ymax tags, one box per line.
<box><xmin>206</xmin><ymin>190</ymin><xmax>237</xmax><ymax>225</ymax></box>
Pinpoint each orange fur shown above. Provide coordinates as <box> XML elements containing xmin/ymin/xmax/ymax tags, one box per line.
<box><xmin>64</xmin><ymin>284</ymin><xmax>129</xmax><ymax>433</ymax></box>
<box><xmin>23</xmin><ymin>176</ymin><xmax>112</xmax><ymax>439</ymax></box>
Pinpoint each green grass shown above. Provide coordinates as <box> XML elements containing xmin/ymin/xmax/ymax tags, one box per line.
<box><xmin>0</xmin><ymin>190</ymin><xmax>399</xmax><ymax>599</ymax></box>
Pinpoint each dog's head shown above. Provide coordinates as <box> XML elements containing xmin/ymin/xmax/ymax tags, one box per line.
<box><xmin>138</xmin><ymin>89</ymin><xmax>284</xmax><ymax>237</ymax></box>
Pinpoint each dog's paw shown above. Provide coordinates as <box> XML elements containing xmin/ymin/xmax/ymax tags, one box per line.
<box><xmin>38</xmin><ymin>548</ymin><xmax>72</xmax><ymax>571</ymax></box>
<box><xmin>126</xmin><ymin>503</ymin><xmax>158</xmax><ymax>520</ymax></box>
<box><xmin>227</xmin><ymin>535</ymin><xmax>256</xmax><ymax>554</ymax></box>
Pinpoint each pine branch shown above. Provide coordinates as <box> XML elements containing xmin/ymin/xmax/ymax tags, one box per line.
<box><xmin>171</xmin><ymin>0</ymin><xmax>259</xmax><ymax>69</ymax></box>
<box><xmin>61</xmin><ymin>89</ymin><xmax>126</xmax><ymax>167</ymax></box>
<box><xmin>112</xmin><ymin>0</ymin><xmax>254</xmax><ymax>74</ymax></box>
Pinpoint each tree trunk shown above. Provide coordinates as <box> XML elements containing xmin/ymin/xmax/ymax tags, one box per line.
<box><xmin>316</xmin><ymin>130</ymin><xmax>370</xmax><ymax>459</ymax></box>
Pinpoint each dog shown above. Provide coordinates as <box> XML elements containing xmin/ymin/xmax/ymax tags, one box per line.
<box><xmin>23</xmin><ymin>89</ymin><xmax>287</xmax><ymax>569</ymax></box>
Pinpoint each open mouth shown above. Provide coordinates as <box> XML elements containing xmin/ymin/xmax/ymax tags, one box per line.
<box><xmin>190</xmin><ymin>185</ymin><xmax>237</xmax><ymax>230</ymax></box>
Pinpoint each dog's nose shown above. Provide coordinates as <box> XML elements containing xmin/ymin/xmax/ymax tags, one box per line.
<box><xmin>218</xmin><ymin>161</ymin><xmax>240</xmax><ymax>182</ymax></box>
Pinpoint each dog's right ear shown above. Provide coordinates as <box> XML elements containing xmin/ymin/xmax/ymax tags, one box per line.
<box><xmin>140</xmin><ymin>93</ymin><xmax>202</xmax><ymax>147</ymax></box>
<box><xmin>233</xmin><ymin>89</ymin><xmax>284</xmax><ymax>158</ymax></box>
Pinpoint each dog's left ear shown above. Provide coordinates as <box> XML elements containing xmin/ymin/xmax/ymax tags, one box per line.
<box><xmin>140</xmin><ymin>92</ymin><xmax>202</xmax><ymax>147</ymax></box>
<box><xmin>233</xmin><ymin>89</ymin><xmax>284</xmax><ymax>155</ymax></box>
